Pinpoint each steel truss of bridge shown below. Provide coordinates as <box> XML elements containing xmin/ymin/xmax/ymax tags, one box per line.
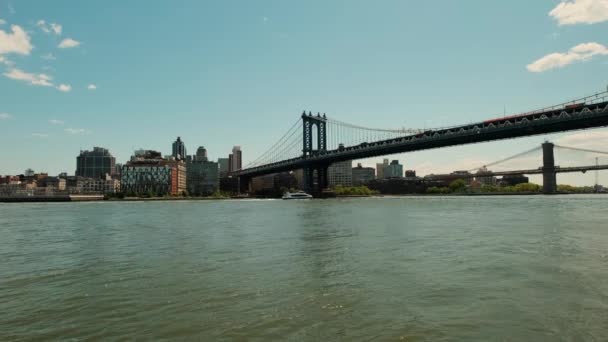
<box><xmin>235</xmin><ymin>90</ymin><xmax>608</xmax><ymax>194</ymax></box>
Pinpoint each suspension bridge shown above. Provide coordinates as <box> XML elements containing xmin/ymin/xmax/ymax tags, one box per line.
<box><xmin>234</xmin><ymin>89</ymin><xmax>608</xmax><ymax>194</ymax></box>
<box><xmin>425</xmin><ymin>142</ymin><xmax>608</xmax><ymax>193</ymax></box>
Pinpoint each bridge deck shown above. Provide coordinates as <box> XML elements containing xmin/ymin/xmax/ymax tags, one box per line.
<box><xmin>236</xmin><ymin>101</ymin><xmax>608</xmax><ymax>178</ymax></box>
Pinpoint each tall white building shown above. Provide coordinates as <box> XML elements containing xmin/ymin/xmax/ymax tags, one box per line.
<box><xmin>328</xmin><ymin>160</ymin><xmax>353</xmax><ymax>187</ymax></box>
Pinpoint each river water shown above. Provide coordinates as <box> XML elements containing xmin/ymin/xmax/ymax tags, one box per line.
<box><xmin>1</xmin><ymin>196</ymin><xmax>607</xmax><ymax>341</ymax></box>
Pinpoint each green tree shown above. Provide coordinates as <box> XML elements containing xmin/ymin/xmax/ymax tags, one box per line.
<box><xmin>449</xmin><ymin>179</ymin><xmax>467</xmax><ymax>193</ymax></box>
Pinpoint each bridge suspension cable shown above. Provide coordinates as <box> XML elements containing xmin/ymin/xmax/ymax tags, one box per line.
<box><xmin>554</xmin><ymin>145</ymin><xmax>608</xmax><ymax>156</ymax></box>
<box><xmin>244</xmin><ymin>118</ymin><xmax>302</xmax><ymax>169</ymax></box>
<box><xmin>468</xmin><ymin>146</ymin><xmax>542</xmax><ymax>172</ymax></box>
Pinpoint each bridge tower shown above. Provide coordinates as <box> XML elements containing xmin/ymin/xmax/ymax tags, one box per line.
<box><xmin>542</xmin><ymin>142</ymin><xmax>557</xmax><ymax>194</ymax></box>
<box><xmin>301</xmin><ymin>112</ymin><xmax>329</xmax><ymax>194</ymax></box>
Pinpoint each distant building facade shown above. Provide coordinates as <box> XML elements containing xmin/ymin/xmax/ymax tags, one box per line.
<box><xmin>76</xmin><ymin>147</ymin><xmax>116</xmax><ymax>178</ymax></box>
<box><xmin>383</xmin><ymin>160</ymin><xmax>403</xmax><ymax>179</ymax></box>
<box><xmin>121</xmin><ymin>150</ymin><xmax>186</xmax><ymax>195</ymax></box>
<box><xmin>376</xmin><ymin>159</ymin><xmax>389</xmax><ymax>179</ymax></box>
<box><xmin>195</xmin><ymin>146</ymin><xmax>208</xmax><ymax>161</ymax></box>
<box><xmin>328</xmin><ymin>160</ymin><xmax>352</xmax><ymax>187</ymax></box>
<box><xmin>475</xmin><ymin>167</ymin><xmax>496</xmax><ymax>185</ymax></box>
<box><xmin>405</xmin><ymin>170</ymin><xmax>417</xmax><ymax>178</ymax></box>
<box><xmin>186</xmin><ymin>159</ymin><xmax>219</xmax><ymax>195</ymax></box>
<box><xmin>352</xmin><ymin>163</ymin><xmax>375</xmax><ymax>186</ymax></box>
<box><xmin>218</xmin><ymin>158</ymin><xmax>229</xmax><ymax>177</ymax></box>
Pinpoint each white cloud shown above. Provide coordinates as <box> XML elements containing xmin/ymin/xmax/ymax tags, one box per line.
<box><xmin>48</xmin><ymin>119</ymin><xmax>64</xmax><ymax>125</ymax></box>
<box><xmin>36</xmin><ymin>20</ymin><xmax>62</xmax><ymax>35</ymax></box>
<box><xmin>58</xmin><ymin>38</ymin><xmax>80</xmax><ymax>48</ymax></box>
<box><xmin>65</xmin><ymin>128</ymin><xmax>91</xmax><ymax>134</ymax></box>
<box><xmin>3</xmin><ymin>68</ymin><xmax>53</xmax><ymax>86</ymax></box>
<box><xmin>0</xmin><ymin>19</ymin><xmax>6</xmax><ymax>25</ymax></box>
<box><xmin>50</xmin><ymin>23</ymin><xmax>62</xmax><ymax>35</ymax></box>
<box><xmin>56</xmin><ymin>84</ymin><xmax>71</xmax><ymax>92</ymax></box>
<box><xmin>31</xmin><ymin>133</ymin><xmax>48</xmax><ymax>138</ymax></box>
<box><xmin>36</xmin><ymin>20</ymin><xmax>49</xmax><ymax>33</ymax></box>
<box><xmin>0</xmin><ymin>55</ymin><xmax>13</xmax><ymax>65</ymax></box>
<box><xmin>41</xmin><ymin>52</ymin><xmax>55</xmax><ymax>60</ymax></box>
<box><xmin>527</xmin><ymin>42</ymin><xmax>608</xmax><ymax>72</ymax></box>
<box><xmin>0</xmin><ymin>113</ymin><xmax>11</xmax><ymax>120</ymax></box>
<box><xmin>549</xmin><ymin>0</ymin><xmax>608</xmax><ymax>25</ymax></box>
<box><xmin>87</xmin><ymin>84</ymin><xmax>96</xmax><ymax>90</ymax></box>
<box><xmin>0</xmin><ymin>25</ymin><xmax>33</xmax><ymax>55</ymax></box>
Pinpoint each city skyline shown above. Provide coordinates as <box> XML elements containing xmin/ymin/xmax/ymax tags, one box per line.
<box><xmin>1</xmin><ymin>1</ymin><xmax>608</xmax><ymax>185</ymax></box>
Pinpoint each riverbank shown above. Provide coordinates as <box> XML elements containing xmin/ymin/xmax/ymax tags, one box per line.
<box><xmin>4</xmin><ymin>192</ymin><xmax>607</xmax><ymax>203</ymax></box>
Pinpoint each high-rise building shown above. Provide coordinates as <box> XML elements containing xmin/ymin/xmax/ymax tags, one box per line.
<box><xmin>228</xmin><ymin>146</ymin><xmax>242</xmax><ymax>173</ymax></box>
<box><xmin>172</xmin><ymin>137</ymin><xmax>187</xmax><ymax>160</ymax></box>
<box><xmin>376</xmin><ymin>159</ymin><xmax>389</xmax><ymax>179</ymax></box>
<box><xmin>195</xmin><ymin>146</ymin><xmax>208</xmax><ymax>162</ymax></box>
<box><xmin>328</xmin><ymin>160</ymin><xmax>353</xmax><ymax>187</ymax></box>
<box><xmin>76</xmin><ymin>147</ymin><xmax>116</xmax><ymax>178</ymax></box>
<box><xmin>384</xmin><ymin>160</ymin><xmax>403</xmax><ymax>179</ymax></box>
<box><xmin>352</xmin><ymin>163</ymin><xmax>375</xmax><ymax>186</ymax></box>
<box><xmin>218</xmin><ymin>158</ymin><xmax>229</xmax><ymax>177</ymax></box>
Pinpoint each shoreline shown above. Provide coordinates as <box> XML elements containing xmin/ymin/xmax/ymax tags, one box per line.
<box><xmin>2</xmin><ymin>192</ymin><xmax>607</xmax><ymax>203</ymax></box>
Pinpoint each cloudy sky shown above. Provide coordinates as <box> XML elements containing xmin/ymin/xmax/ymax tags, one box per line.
<box><xmin>0</xmin><ymin>0</ymin><xmax>607</xmax><ymax>185</ymax></box>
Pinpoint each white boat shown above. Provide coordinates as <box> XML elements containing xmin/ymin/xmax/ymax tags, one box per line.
<box><xmin>282</xmin><ymin>191</ymin><xmax>313</xmax><ymax>200</ymax></box>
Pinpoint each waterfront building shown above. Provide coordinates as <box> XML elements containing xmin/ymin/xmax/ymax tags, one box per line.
<box><xmin>376</xmin><ymin>159</ymin><xmax>389</xmax><ymax>179</ymax></box>
<box><xmin>328</xmin><ymin>160</ymin><xmax>352</xmax><ymax>187</ymax></box>
<box><xmin>38</xmin><ymin>177</ymin><xmax>67</xmax><ymax>191</ymax></box>
<box><xmin>67</xmin><ymin>175</ymin><xmax>120</xmax><ymax>194</ymax></box>
<box><xmin>121</xmin><ymin>150</ymin><xmax>186</xmax><ymax>195</ymax></box>
<box><xmin>352</xmin><ymin>163</ymin><xmax>375</xmax><ymax>186</ymax></box>
<box><xmin>186</xmin><ymin>159</ymin><xmax>219</xmax><ymax>195</ymax></box>
<box><xmin>228</xmin><ymin>146</ymin><xmax>242</xmax><ymax>173</ymax></box>
<box><xmin>172</xmin><ymin>137</ymin><xmax>187</xmax><ymax>160</ymax></box>
<box><xmin>218</xmin><ymin>158</ymin><xmax>229</xmax><ymax>177</ymax></box>
<box><xmin>383</xmin><ymin>160</ymin><xmax>403</xmax><ymax>179</ymax></box>
<box><xmin>405</xmin><ymin>170</ymin><xmax>417</xmax><ymax>178</ymax></box>
<box><xmin>76</xmin><ymin>147</ymin><xmax>116</xmax><ymax>178</ymax></box>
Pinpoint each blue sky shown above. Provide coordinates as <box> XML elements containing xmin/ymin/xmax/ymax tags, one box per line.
<box><xmin>1</xmin><ymin>0</ymin><xmax>607</xmax><ymax>185</ymax></box>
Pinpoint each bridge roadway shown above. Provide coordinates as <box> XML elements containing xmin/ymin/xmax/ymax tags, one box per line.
<box><xmin>236</xmin><ymin>101</ymin><xmax>608</xmax><ymax>178</ymax></box>
<box><xmin>425</xmin><ymin>164</ymin><xmax>608</xmax><ymax>179</ymax></box>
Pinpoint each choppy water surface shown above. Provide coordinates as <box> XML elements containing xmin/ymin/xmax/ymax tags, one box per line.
<box><xmin>1</xmin><ymin>196</ymin><xmax>607</xmax><ymax>341</ymax></box>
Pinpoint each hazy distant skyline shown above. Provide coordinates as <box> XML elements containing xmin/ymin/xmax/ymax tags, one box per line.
<box><xmin>1</xmin><ymin>0</ymin><xmax>607</xmax><ymax>185</ymax></box>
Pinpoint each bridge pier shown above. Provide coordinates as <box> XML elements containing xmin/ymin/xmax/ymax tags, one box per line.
<box><xmin>238</xmin><ymin>176</ymin><xmax>251</xmax><ymax>194</ymax></box>
<box><xmin>542</xmin><ymin>142</ymin><xmax>557</xmax><ymax>194</ymax></box>
<box><xmin>302</xmin><ymin>165</ymin><xmax>328</xmax><ymax>196</ymax></box>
